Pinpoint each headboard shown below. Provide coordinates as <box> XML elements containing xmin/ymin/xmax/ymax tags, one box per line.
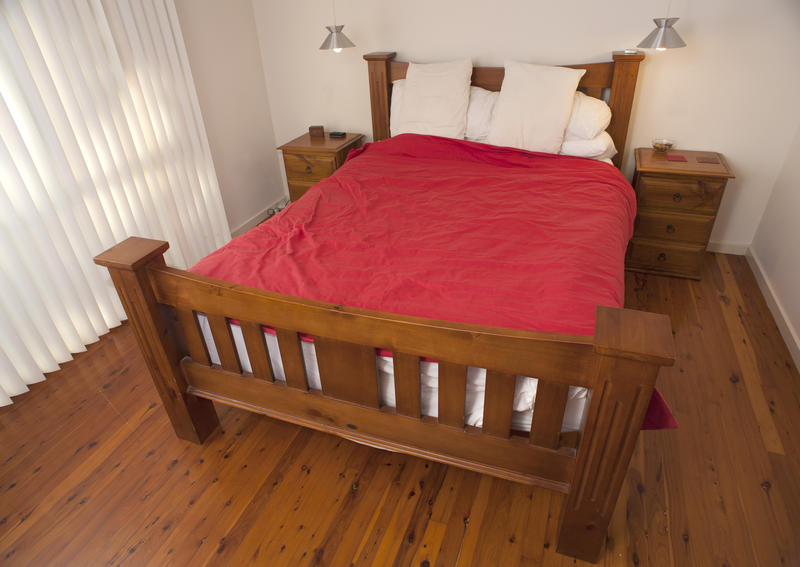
<box><xmin>363</xmin><ymin>51</ymin><xmax>645</xmax><ymax>169</ymax></box>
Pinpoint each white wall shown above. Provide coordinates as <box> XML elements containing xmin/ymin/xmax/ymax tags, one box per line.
<box><xmin>251</xmin><ymin>0</ymin><xmax>800</xmax><ymax>251</ymax></box>
<box><xmin>175</xmin><ymin>0</ymin><xmax>284</xmax><ymax>236</ymax></box>
<box><xmin>748</xmin><ymin>124</ymin><xmax>800</xmax><ymax>367</ymax></box>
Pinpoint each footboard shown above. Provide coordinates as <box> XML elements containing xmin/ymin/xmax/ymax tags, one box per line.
<box><xmin>95</xmin><ymin>237</ymin><xmax>674</xmax><ymax>562</ymax></box>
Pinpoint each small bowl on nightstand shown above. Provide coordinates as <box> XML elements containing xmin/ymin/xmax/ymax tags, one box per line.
<box><xmin>652</xmin><ymin>138</ymin><xmax>674</xmax><ymax>152</ymax></box>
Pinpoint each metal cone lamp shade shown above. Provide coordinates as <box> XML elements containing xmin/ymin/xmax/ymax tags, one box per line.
<box><xmin>637</xmin><ymin>18</ymin><xmax>686</xmax><ymax>50</ymax></box>
<box><xmin>319</xmin><ymin>25</ymin><xmax>355</xmax><ymax>52</ymax></box>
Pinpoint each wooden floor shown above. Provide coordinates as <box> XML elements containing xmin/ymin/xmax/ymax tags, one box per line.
<box><xmin>1</xmin><ymin>253</ymin><xmax>798</xmax><ymax>566</ymax></box>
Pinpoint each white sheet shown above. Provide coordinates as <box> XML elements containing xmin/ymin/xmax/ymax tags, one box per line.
<box><xmin>196</xmin><ymin>315</ymin><xmax>589</xmax><ymax>432</ymax></box>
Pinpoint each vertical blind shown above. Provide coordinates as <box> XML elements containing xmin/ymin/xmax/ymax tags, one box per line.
<box><xmin>0</xmin><ymin>0</ymin><xmax>230</xmax><ymax>405</ymax></box>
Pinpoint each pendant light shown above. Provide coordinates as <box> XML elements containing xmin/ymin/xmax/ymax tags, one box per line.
<box><xmin>637</xmin><ymin>0</ymin><xmax>686</xmax><ymax>51</ymax></box>
<box><xmin>319</xmin><ymin>0</ymin><xmax>354</xmax><ymax>53</ymax></box>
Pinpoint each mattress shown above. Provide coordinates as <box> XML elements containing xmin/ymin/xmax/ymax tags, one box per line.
<box><xmin>196</xmin><ymin>314</ymin><xmax>590</xmax><ymax>432</ymax></box>
<box><xmin>190</xmin><ymin>134</ymin><xmax>675</xmax><ymax>430</ymax></box>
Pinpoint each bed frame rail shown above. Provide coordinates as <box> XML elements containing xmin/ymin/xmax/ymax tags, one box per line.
<box><xmin>95</xmin><ymin>237</ymin><xmax>674</xmax><ymax>562</ymax></box>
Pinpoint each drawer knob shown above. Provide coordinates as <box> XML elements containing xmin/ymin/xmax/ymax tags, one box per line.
<box><xmin>666</xmin><ymin>224</ymin><xmax>676</xmax><ymax>234</ymax></box>
<box><xmin>304</xmin><ymin>165</ymin><xmax>312</xmax><ymax>174</ymax></box>
<box><xmin>657</xmin><ymin>252</ymin><xmax>667</xmax><ymax>262</ymax></box>
<box><xmin>672</xmin><ymin>192</ymin><xmax>682</xmax><ymax>202</ymax></box>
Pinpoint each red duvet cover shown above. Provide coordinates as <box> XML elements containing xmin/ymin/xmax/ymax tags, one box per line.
<box><xmin>192</xmin><ymin>134</ymin><xmax>676</xmax><ymax>429</ymax></box>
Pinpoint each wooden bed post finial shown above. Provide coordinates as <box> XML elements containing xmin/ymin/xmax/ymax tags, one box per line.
<box><xmin>95</xmin><ymin>237</ymin><xmax>220</xmax><ymax>444</ymax></box>
<box><xmin>557</xmin><ymin>305</ymin><xmax>674</xmax><ymax>562</ymax></box>
<box><xmin>364</xmin><ymin>52</ymin><xmax>396</xmax><ymax>141</ymax></box>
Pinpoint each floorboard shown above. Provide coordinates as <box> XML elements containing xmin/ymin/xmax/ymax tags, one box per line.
<box><xmin>1</xmin><ymin>253</ymin><xmax>798</xmax><ymax>565</ymax></box>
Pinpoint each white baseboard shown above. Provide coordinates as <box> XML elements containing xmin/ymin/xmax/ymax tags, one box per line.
<box><xmin>708</xmin><ymin>240</ymin><xmax>749</xmax><ymax>255</ymax></box>
<box><xmin>745</xmin><ymin>248</ymin><xmax>800</xmax><ymax>369</ymax></box>
<box><xmin>230</xmin><ymin>196</ymin><xmax>287</xmax><ymax>238</ymax></box>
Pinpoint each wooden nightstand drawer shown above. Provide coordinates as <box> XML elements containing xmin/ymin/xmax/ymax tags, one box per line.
<box><xmin>634</xmin><ymin>210</ymin><xmax>714</xmax><ymax>244</ymax></box>
<box><xmin>288</xmin><ymin>180</ymin><xmax>316</xmax><ymax>202</ymax></box>
<box><xmin>637</xmin><ymin>175</ymin><xmax>725</xmax><ymax>214</ymax></box>
<box><xmin>627</xmin><ymin>238</ymin><xmax>706</xmax><ymax>279</ymax></box>
<box><xmin>283</xmin><ymin>153</ymin><xmax>336</xmax><ymax>181</ymax></box>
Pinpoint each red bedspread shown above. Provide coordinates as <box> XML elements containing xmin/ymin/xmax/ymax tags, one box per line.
<box><xmin>192</xmin><ymin>134</ymin><xmax>676</xmax><ymax>429</ymax></box>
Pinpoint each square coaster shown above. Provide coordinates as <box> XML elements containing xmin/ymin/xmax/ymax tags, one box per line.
<box><xmin>666</xmin><ymin>154</ymin><xmax>687</xmax><ymax>162</ymax></box>
<box><xmin>696</xmin><ymin>155</ymin><xmax>720</xmax><ymax>164</ymax></box>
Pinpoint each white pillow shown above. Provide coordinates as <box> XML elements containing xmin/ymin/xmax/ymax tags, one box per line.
<box><xmin>392</xmin><ymin>82</ymin><xmax>499</xmax><ymax>142</ymax></box>
<box><xmin>389</xmin><ymin>79</ymin><xmax>406</xmax><ymax>138</ymax></box>
<box><xmin>560</xmin><ymin>131</ymin><xmax>617</xmax><ymax>161</ymax></box>
<box><xmin>565</xmin><ymin>91</ymin><xmax>612</xmax><ymax>141</ymax></box>
<box><xmin>488</xmin><ymin>61</ymin><xmax>585</xmax><ymax>154</ymax></box>
<box><xmin>391</xmin><ymin>59</ymin><xmax>472</xmax><ymax>139</ymax></box>
<box><xmin>465</xmin><ymin>86</ymin><xmax>499</xmax><ymax>142</ymax></box>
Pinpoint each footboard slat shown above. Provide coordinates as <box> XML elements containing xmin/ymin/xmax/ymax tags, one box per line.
<box><xmin>393</xmin><ymin>352</ymin><xmax>421</xmax><ymax>417</ymax></box>
<box><xmin>314</xmin><ymin>337</ymin><xmax>380</xmax><ymax>408</ymax></box>
<box><xmin>207</xmin><ymin>314</ymin><xmax>241</xmax><ymax>373</ymax></box>
<box><xmin>275</xmin><ymin>328</ymin><xmax>308</xmax><ymax>390</ymax></box>
<box><xmin>176</xmin><ymin>308</ymin><xmax>210</xmax><ymax>365</ymax></box>
<box><xmin>531</xmin><ymin>381</ymin><xmax>570</xmax><ymax>449</ymax></box>
<box><xmin>438</xmin><ymin>362</ymin><xmax>467</xmax><ymax>428</ymax></box>
<box><xmin>482</xmin><ymin>371</ymin><xmax>516</xmax><ymax>437</ymax></box>
<box><xmin>240</xmin><ymin>321</ymin><xmax>274</xmax><ymax>381</ymax></box>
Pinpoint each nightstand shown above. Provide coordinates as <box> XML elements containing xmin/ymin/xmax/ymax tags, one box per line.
<box><xmin>278</xmin><ymin>133</ymin><xmax>364</xmax><ymax>201</ymax></box>
<box><xmin>626</xmin><ymin>148</ymin><xmax>734</xmax><ymax>279</ymax></box>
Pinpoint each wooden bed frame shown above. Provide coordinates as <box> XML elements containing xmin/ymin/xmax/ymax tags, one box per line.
<box><xmin>94</xmin><ymin>51</ymin><xmax>674</xmax><ymax>563</ymax></box>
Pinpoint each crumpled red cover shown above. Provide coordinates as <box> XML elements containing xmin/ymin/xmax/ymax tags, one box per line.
<box><xmin>192</xmin><ymin>134</ymin><xmax>676</xmax><ymax>429</ymax></box>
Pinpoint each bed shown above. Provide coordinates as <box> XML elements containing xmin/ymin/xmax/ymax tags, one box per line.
<box><xmin>94</xmin><ymin>51</ymin><xmax>674</xmax><ymax>563</ymax></box>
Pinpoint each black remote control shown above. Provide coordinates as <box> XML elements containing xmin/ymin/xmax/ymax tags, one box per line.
<box><xmin>329</xmin><ymin>131</ymin><xmax>346</xmax><ymax>138</ymax></box>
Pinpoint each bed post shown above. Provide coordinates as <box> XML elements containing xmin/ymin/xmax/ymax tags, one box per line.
<box><xmin>95</xmin><ymin>237</ymin><xmax>220</xmax><ymax>443</ymax></box>
<box><xmin>557</xmin><ymin>305</ymin><xmax>674</xmax><ymax>562</ymax></box>
<box><xmin>363</xmin><ymin>52</ymin><xmax>396</xmax><ymax>141</ymax></box>
<box><xmin>608</xmin><ymin>51</ymin><xmax>645</xmax><ymax>168</ymax></box>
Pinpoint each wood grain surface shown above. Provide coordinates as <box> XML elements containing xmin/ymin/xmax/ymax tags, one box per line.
<box><xmin>628</xmin><ymin>148</ymin><xmax>734</xmax><ymax>280</ymax></box>
<box><xmin>1</xmin><ymin>253</ymin><xmax>798</xmax><ymax>566</ymax></box>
